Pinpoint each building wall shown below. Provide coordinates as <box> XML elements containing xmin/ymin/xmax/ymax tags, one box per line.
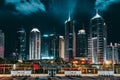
<box><xmin>88</xmin><ymin>13</ymin><xmax>107</xmax><ymax>64</ymax></box>
<box><xmin>16</xmin><ymin>28</ymin><xmax>26</xmax><ymax>60</ymax></box>
<box><xmin>29</xmin><ymin>28</ymin><xmax>41</xmax><ymax>60</ymax></box>
<box><xmin>76</xmin><ymin>29</ymin><xmax>87</xmax><ymax>58</ymax></box>
<box><xmin>0</xmin><ymin>30</ymin><xmax>4</xmax><ymax>59</ymax></box>
<box><xmin>65</xmin><ymin>18</ymin><xmax>76</xmax><ymax>61</ymax></box>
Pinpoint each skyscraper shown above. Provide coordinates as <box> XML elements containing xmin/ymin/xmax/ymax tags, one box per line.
<box><xmin>76</xmin><ymin>29</ymin><xmax>87</xmax><ymax>58</ymax></box>
<box><xmin>88</xmin><ymin>11</ymin><xmax>107</xmax><ymax>64</ymax></box>
<box><xmin>65</xmin><ymin>15</ymin><xmax>76</xmax><ymax>61</ymax></box>
<box><xmin>49</xmin><ymin>34</ymin><xmax>59</xmax><ymax>59</ymax></box>
<box><xmin>41</xmin><ymin>34</ymin><xmax>49</xmax><ymax>59</ymax></box>
<box><xmin>29</xmin><ymin>28</ymin><xmax>41</xmax><ymax>60</ymax></box>
<box><xmin>107</xmin><ymin>43</ymin><xmax>119</xmax><ymax>64</ymax></box>
<box><xmin>59</xmin><ymin>36</ymin><xmax>65</xmax><ymax>59</ymax></box>
<box><xmin>0</xmin><ymin>30</ymin><xmax>4</xmax><ymax>59</ymax></box>
<box><xmin>16</xmin><ymin>28</ymin><xmax>26</xmax><ymax>60</ymax></box>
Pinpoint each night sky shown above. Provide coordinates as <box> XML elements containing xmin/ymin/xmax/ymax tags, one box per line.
<box><xmin>0</xmin><ymin>0</ymin><xmax>120</xmax><ymax>57</ymax></box>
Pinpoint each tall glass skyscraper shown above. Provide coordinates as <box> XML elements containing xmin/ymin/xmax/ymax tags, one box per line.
<box><xmin>49</xmin><ymin>34</ymin><xmax>59</xmax><ymax>59</ymax></box>
<box><xmin>16</xmin><ymin>28</ymin><xmax>26</xmax><ymax>60</ymax></box>
<box><xmin>65</xmin><ymin>15</ymin><xmax>76</xmax><ymax>61</ymax></box>
<box><xmin>76</xmin><ymin>29</ymin><xmax>87</xmax><ymax>58</ymax></box>
<box><xmin>0</xmin><ymin>30</ymin><xmax>4</xmax><ymax>59</ymax></box>
<box><xmin>41</xmin><ymin>34</ymin><xmax>49</xmax><ymax>59</ymax></box>
<box><xmin>29</xmin><ymin>28</ymin><xmax>41</xmax><ymax>60</ymax></box>
<box><xmin>88</xmin><ymin>11</ymin><xmax>107</xmax><ymax>64</ymax></box>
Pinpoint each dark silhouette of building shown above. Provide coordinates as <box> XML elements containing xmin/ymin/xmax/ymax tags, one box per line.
<box><xmin>16</xmin><ymin>28</ymin><xmax>26</xmax><ymax>60</ymax></box>
<box><xmin>65</xmin><ymin>14</ymin><xmax>76</xmax><ymax>61</ymax></box>
<box><xmin>76</xmin><ymin>29</ymin><xmax>87</xmax><ymax>58</ymax></box>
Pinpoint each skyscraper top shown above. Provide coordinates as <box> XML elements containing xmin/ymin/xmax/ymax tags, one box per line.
<box><xmin>31</xmin><ymin>28</ymin><xmax>40</xmax><ymax>32</ymax></box>
<box><xmin>92</xmin><ymin>9</ymin><xmax>102</xmax><ymax>20</ymax></box>
<box><xmin>65</xmin><ymin>11</ymin><xmax>72</xmax><ymax>23</ymax></box>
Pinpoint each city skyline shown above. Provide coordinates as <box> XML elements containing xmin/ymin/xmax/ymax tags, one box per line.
<box><xmin>0</xmin><ymin>0</ymin><xmax>120</xmax><ymax>58</ymax></box>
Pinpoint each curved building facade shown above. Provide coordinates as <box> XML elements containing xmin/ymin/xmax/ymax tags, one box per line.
<box><xmin>88</xmin><ymin>11</ymin><xmax>107</xmax><ymax>64</ymax></box>
<box><xmin>29</xmin><ymin>28</ymin><xmax>41</xmax><ymax>60</ymax></box>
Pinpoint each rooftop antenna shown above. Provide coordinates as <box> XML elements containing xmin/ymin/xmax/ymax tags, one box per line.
<box><xmin>96</xmin><ymin>8</ymin><xmax>99</xmax><ymax>15</ymax></box>
<box><xmin>68</xmin><ymin>9</ymin><xmax>71</xmax><ymax>21</ymax></box>
<box><xmin>82</xmin><ymin>23</ymin><xmax>85</xmax><ymax>30</ymax></box>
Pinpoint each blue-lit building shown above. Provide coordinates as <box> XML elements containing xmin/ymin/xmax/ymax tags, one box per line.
<box><xmin>88</xmin><ymin>11</ymin><xmax>107</xmax><ymax>64</ymax></box>
<box><xmin>65</xmin><ymin>15</ymin><xmax>76</xmax><ymax>61</ymax></box>
<box><xmin>41</xmin><ymin>34</ymin><xmax>59</xmax><ymax>59</ymax></box>
<box><xmin>49</xmin><ymin>34</ymin><xmax>59</xmax><ymax>59</ymax></box>
<box><xmin>41</xmin><ymin>34</ymin><xmax>49</xmax><ymax>59</ymax></box>
<box><xmin>16</xmin><ymin>28</ymin><xmax>26</xmax><ymax>60</ymax></box>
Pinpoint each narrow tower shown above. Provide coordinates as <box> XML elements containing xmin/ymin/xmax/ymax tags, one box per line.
<box><xmin>16</xmin><ymin>28</ymin><xmax>26</xmax><ymax>60</ymax></box>
<box><xmin>29</xmin><ymin>28</ymin><xmax>41</xmax><ymax>60</ymax></box>
<box><xmin>0</xmin><ymin>30</ymin><xmax>4</xmax><ymax>59</ymax></box>
<box><xmin>65</xmin><ymin>13</ymin><xmax>76</xmax><ymax>61</ymax></box>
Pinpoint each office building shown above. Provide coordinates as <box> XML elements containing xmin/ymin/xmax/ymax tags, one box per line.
<box><xmin>59</xmin><ymin>36</ymin><xmax>65</xmax><ymax>59</ymax></box>
<box><xmin>29</xmin><ymin>28</ymin><xmax>41</xmax><ymax>60</ymax></box>
<box><xmin>41</xmin><ymin>34</ymin><xmax>49</xmax><ymax>59</ymax></box>
<box><xmin>76</xmin><ymin>29</ymin><xmax>87</xmax><ymax>58</ymax></box>
<box><xmin>16</xmin><ymin>28</ymin><xmax>26</xmax><ymax>60</ymax></box>
<box><xmin>88</xmin><ymin>11</ymin><xmax>107</xmax><ymax>64</ymax></box>
<box><xmin>65</xmin><ymin>14</ymin><xmax>76</xmax><ymax>61</ymax></box>
<box><xmin>49</xmin><ymin>34</ymin><xmax>59</xmax><ymax>59</ymax></box>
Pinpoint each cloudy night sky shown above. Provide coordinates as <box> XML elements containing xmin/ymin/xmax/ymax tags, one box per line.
<box><xmin>0</xmin><ymin>0</ymin><xmax>120</xmax><ymax>57</ymax></box>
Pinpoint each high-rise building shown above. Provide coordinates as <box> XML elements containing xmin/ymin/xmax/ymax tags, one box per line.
<box><xmin>65</xmin><ymin>15</ymin><xmax>76</xmax><ymax>61</ymax></box>
<box><xmin>76</xmin><ymin>29</ymin><xmax>87</xmax><ymax>58</ymax></box>
<box><xmin>88</xmin><ymin>11</ymin><xmax>107</xmax><ymax>64</ymax></box>
<box><xmin>41</xmin><ymin>34</ymin><xmax>49</xmax><ymax>59</ymax></box>
<box><xmin>16</xmin><ymin>28</ymin><xmax>26</xmax><ymax>60</ymax></box>
<box><xmin>49</xmin><ymin>34</ymin><xmax>59</xmax><ymax>59</ymax></box>
<box><xmin>59</xmin><ymin>36</ymin><xmax>65</xmax><ymax>59</ymax></box>
<box><xmin>29</xmin><ymin>28</ymin><xmax>41</xmax><ymax>60</ymax></box>
<box><xmin>0</xmin><ymin>30</ymin><xmax>4</xmax><ymax>59</ymax></box>
<box><xmin>107</xmin><ymin>43</ymin><xmax>119</xmax><ymax>64</ymax></box>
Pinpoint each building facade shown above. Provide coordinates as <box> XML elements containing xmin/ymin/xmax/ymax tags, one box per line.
<box><xmin>59</xmin><ymin>36</ymin><xmax>65</xmax><ymax>59</ymax></box>
<box><xmin>49</xmin><ymin>34</ymin><xmax>59</xmax><ymax>59</ymax></box>
<box><xmin>107</xmin><ymin>43</ymin><xmax>120</xmax><ymax>64</ymax></box>
<box><xmin>88</xmin><ymin>11</ymin><xmax>107</xmax><ymax>64</ymax></box>
<box><xmin>29</xmin><ymin>28</ymin><xmax>41</xmax><ymax>60</ymax></box>
<box><xmin>16</xmin><ymin>28</ymin><xmax>26</xmax><ymax>60</ymax></box>
<box><xmin>41</xmin><ymin>34</ymin><xmax>49</xmax><ymax>59</ymax></box>
<box><xmin>76</xmin><ymin>29</ymin><xmax>87</xmax><ymax>58</ymax></box>
<box><xmin>0</xmin><ymin>30</ymin><xmax>4</xmax><ymax>59</ymax></box>
<box><xmin>65</xmin><ymin>16</ymin><xmax>76</xmax><ymax>61</ymax></box>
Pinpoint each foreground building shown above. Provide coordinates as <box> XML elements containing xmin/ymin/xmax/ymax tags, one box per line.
<box><xmin>88</xmin><ymin>11</ymin><xmax>107</xmax><ymax>64</ymax></box>
<box><xmin>29</xmin><ymin>28</ymin><xmax>41</xmax><ymax>60</ymax></box>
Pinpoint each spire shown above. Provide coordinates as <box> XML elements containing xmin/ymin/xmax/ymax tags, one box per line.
<box><xmin>96</xmin><ymin>8</ymin><xmax>98</xmax><ymax>15</ymax></box>
<box><xmin>68</xmin><ymin>10</ymin><xmax>71</xmax><ymax>21</ymax></box>
<box><xmin>82</xmin><ymin>23</ymin><xmax>85</xmax><ymax>30</ymax></box>
<box><xmin>92</xmin><ymin>9</ymin><xmax>101</xmax><ymax>19</ymax></box>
